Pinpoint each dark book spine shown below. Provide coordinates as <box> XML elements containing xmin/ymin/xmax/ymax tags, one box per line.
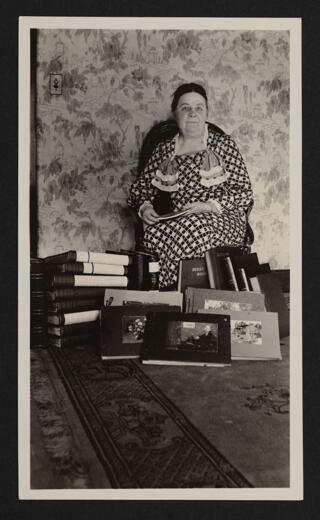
<box><xmin>48</xmin><ymin>297</ymin><xmax>104</xmax><ymax>313</ymax></box>
<box><xmin>127</xmin><ymin>253</ymin><xmax>159</xmax><ymax>290</ymax></box>
<box><xmin>30</xmin><ymin>258</ymin><xmax>46</xmax><ymax>348</ymax></box>
<box><xmin>48</xmin><ymin>321</ymin><xmax>99</xmax><ymax>337</ymax></box>
<box><xmin>44</xmin><ymin>251</ymin><xmax>76</xmax><ymax>264</ymax></box>
<box><xmin>236</xmin><ymin>268</ymin><xmax>251</xmax><ymax>291</ymax></box>
<box><xmin>47</xmin><ymin>274</ymin><xmax>75</xmax><ymax>288</ymax></box>
<box><xmin>45</xmin><ymin>262</ymin><xmax>84</xmax><ymax>274</ymax></box>
<box><xmin>222</xmin><ymin>256</ymin><xmax>239</xmax><ymax>291</ymax></box>
<box><xmin>47</xmin><ymin>333</ymin><xmax>99</xmax><ymax>348</ymax></box>
<box><xmin>147</xmin><ymin>254</ymin><xmax>160</xmax><ymax>290</ymax></box>
<box><xmin>245</xmin><ymin>263</ymin><xmax>271</xmax><ymax>278</ymax></box>
<box><xmin>47</xmin><ymin>287</ymin><xmax>105</xmax><ymax>302</ymax></box>
<box><xmin>47</xmin><ymin>314</ymin><xmax>65</xmax><ymax>325</ymax></box>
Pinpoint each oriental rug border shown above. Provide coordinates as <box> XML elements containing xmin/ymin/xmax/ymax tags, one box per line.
<box><xmin>48</xmin><ymin>345</ymin><xmax>253</xmax><ymax>489</ymax></box>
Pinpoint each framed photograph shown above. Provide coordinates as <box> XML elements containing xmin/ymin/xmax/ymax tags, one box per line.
<box><xmin>100</xmin><ymin>304</ymin><xmax>180</xmax><ymax>360</ymax></box>
<box><xmin>198</xmin><ymin>309</ymin><xmax>281</xmax><ymax>360</ymax></box>
<box><xmin>141</xmin><ymin>311</ymin><xmax>231</xmax><ymax>366</ymax></box>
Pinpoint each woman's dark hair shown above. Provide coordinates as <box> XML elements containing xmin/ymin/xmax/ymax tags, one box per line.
<box><xmin>171</xmin><ymin>83</ymin><xmax>208</xmax><ymax>112</ymax></box>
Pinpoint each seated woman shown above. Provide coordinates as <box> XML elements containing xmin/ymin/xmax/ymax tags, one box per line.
<box><xmin>128</xmin><ymin>83</ymin><xmax>253</xmax><ymax>289</ymax></box>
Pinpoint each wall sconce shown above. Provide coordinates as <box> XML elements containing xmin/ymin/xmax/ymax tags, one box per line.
<box><xmin>50</xmin><ymin>73</ymin><xmax>63</xmax><ymax>95</ymax></box>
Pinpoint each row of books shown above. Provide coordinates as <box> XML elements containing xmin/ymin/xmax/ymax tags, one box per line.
<box><xmin>30</xmin><ymin>249</ymin><xmax>160</xmax><ymax>349</ymax></box>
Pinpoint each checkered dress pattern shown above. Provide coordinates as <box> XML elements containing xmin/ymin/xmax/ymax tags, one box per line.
<box><xmin>128</xmin><ymin>128</ymin><xmax>253</xmax><ymax>288</ymax></box>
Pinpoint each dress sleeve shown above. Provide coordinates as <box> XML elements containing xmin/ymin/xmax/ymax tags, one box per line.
<box><xmin>211</xmin><ymin>134</ymin><xmax>253</xmax><ymax>213</ymax></box>
<box><xmin>127</xmin><ymin>143</ymin><xmax>163</xmax><ymax>211</ymax></box>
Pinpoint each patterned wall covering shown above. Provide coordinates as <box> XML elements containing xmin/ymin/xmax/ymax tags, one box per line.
<box><xmin>36</xmin><ymin>29</ymin><xmax>289</xmax><ymax>268</ymax></box>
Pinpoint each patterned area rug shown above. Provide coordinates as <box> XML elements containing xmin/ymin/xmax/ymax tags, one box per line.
<box><xmin>48</xmin><ymin>344</ymin><xmax>252</xmax><ymax>488</ymax></box>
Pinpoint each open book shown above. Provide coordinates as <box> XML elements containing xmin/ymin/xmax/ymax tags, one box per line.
<box><xmin>157</xmin><ymin>207</ymin><xmax>194</xmax><ymax>221</ymax></box>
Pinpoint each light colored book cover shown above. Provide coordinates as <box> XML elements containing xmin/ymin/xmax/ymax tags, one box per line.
<box><xmin>104</xmin><ymin>288</ymin><xmax>183</xmax><ymax>309</ymax></box>
<box><xmin>198</xmin><ymin>308</ymin><xmax>281</xmax><ymax>360</ymax></box>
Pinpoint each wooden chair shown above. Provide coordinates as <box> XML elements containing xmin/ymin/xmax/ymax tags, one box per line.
<box><xmin>135</xmin><ymin>119</ymin><xmax>254</xmax><ymax>252</ymax></box>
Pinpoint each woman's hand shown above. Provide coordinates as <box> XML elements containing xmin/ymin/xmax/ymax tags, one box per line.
<box><xmin>183</xmin><ymin>201</ymin><xmax>220</xmax><ymax>214</ymax></box>
<box><xmin>140</xmin><ymin>204</ymin><xmax>159</xmax><ymax>226</ymax></box>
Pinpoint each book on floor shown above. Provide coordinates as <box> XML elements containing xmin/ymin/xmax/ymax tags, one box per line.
<box><xmin>45</xmin><ymin>262</ymin><xmax>128</xmax><ymax>276</ymax></box>
<box><xmin>205</xmin><ymin>246</ymin><xmax>245</xmax><ymax>290</ymax></box>
<box><xmin>127</xmin><ymin>252</ymin><xmax>160</xmax><ymax>291</ymax></box>
<box><xmin>30</xmin><ymin>258</ymin><xmax>46</xmax><ymax>348</ymax></box>
<box><xmin>244</xmin><ymin>263</ymin><xmax>271</xmax><ymax>289</ymax></box>
<box><xmin>47</xmin><ymin>332</ymin><xmax>99</xmax><ymax>348</ymax></box>
<box><xmin>230</xmin><ymin>253</ymin><xmax>260</xmax><ymax>291</ymax></box>
<box><xmin>104</xmin><ymin>288</ymin><xmax>183</xmax><ymax>309</ymax></box>
<box><xmin>197</xmin><ymin>308</ymin><xmax>281</xmax><ymax>361</ymax></box>
<box><xmin>47</xmin><ymin>297</ymin><xmax>103</xmax><ymax>314</ymax></box>
<box><xmin>141</xmin><ymin>311</ymin><xmax>231</xmax><ymax>367</ymax></box>
<box><xmin>47</xmin><ymin>274</ymin><xmax>128</xmax><ymax>288</ymax></box>
<box><xmin>47</xmin><ymin>309</ymin><xmax>101</xmax><ymax>326</ymax></box>
<box><xmin>44</xmin><ymin>250</ymin><xmax>131</xmax><ymax>266</ymax></box>
<box><xmin>46</xmin><ymin>287</ymin><xmax>105</xmax><ymax>302</ymax></box>
<box><xmin>185</xmin><ymin>287</ymin><xmax>266</xmax><ymax>314</ymax></box>
<box><xmin>249</xmin><ymin>272</ymin><xmax>290</xmax><ymax>338</ymax></box>
<box><xmin>100</xmin><ymin>304</ymin><xmax>180</xmax><ymax>360</ymax></box>
<box><xmin>245</xmin><ymin>263</ymin><xmax>271</xmax><ymax>278</ymax></box>
<box><xmin>48</xmin><ymin>320</ymin><xmax>99</xmax><ymax>337</ymax></box>
<box><xmin>177</xmin><ymin>257</ymin><xmax>210</xmax><ymax>295</ymax></box>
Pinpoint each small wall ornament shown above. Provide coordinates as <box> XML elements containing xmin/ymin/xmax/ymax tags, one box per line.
<box><xmin>50</xmin><ymin>73</ymin><xmax>63</xmax><ymax>95</ymax></box>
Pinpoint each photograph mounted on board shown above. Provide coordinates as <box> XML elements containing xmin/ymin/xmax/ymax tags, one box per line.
<box><xmin>141</xmin><ymin>311</ymin><xmax>231</xmax><ymax>366</ymax></box>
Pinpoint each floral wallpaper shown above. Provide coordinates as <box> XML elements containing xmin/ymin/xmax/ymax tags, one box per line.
<box><xmin>36</xmin><ymin>29</ymin><xmax>289</xmax><ymax>268</ymax></box>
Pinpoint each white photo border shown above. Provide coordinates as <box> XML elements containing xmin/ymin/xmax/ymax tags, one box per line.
<box><xmin>18</xmin><ymin>16</ymin><xmax>302</xmax><ymax>500</ymax></box>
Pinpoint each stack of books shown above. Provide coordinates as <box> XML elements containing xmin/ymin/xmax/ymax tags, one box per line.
<box><xmin>43</xmin><ymin>249</ymin><xmax>160</xmax><ymax>348</ymax></box>
<box><xmin>30</xmin><ymin>258</ymin><xmax>46</xmax><ymax>349</ymax></box>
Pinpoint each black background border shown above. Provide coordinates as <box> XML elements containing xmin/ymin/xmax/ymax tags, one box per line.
<box><xmin>1</xmin><ymin>1</ymin><xmax>318</xmax><ymax>518</ymax></box>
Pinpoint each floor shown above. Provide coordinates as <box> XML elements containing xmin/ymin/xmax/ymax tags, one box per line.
<box><xmin>30</xmin><ymin>336</ymin><xmax>290</xmax><ymax>489</ymax></box>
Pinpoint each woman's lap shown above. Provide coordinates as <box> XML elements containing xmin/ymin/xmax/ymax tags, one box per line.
<box><xmin>143</xmin><ymin>210</ymin><xmax>246</xmax><ymax>287</ymax></box>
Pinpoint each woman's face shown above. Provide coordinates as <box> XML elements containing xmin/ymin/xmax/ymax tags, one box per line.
<box><xmin>174</xmin><ymin>91</ymin><xmax>208</xmax><ymax>139</ymax></box>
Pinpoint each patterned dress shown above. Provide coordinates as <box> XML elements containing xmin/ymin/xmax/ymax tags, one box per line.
<box><xmin>128</xmin><ymin>125</ymin><xmax>253</xmax><ymax>288</ymax></box>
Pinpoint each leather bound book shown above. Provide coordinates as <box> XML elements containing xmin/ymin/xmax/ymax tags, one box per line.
<box><xmin>47</xmin><ymin>274</ymin><xmax>128</xmax><ymax>288</ymax></box>
<box><xmin>205</xmin><ymin>246</ymin><xmax>244</xmax><ymax>290</ymax></box>
<box><xmin>48</xmin><ymin>321</ymin><xmax>99</xmax><ymax>337</ymax></box>
<box><xmin>245</xmin><ymin>263</ymin><xmax>271</xmax><ymax>277</ymax></box>
<box><xmin>177</xmin><ymin>258</ymin><xmax>210</xmax><ymax>296</ymax></box>
<box><xmin>30</xmin><ymin>258</ymin><xmax>46</xmax><ymax>348</ymax></box>
<box><xmin>230</xmin><ymin>253</ymin><xmax>260</xmax><ymax>290</ymax></box>
<box><xmin>44</xmin><ymin>250</ymin><xmax>131</xmax><ymax>266</ymax></box>
<box><xmin>47</xmin><ymin>333</ymin><xmax>99</xmax><ymax>348</ymax></box>
<box><xmin>47</xmin><ymin>309</ymin><xmax>101</xmax><ymax>326</ymax></box>
<box><xmin>46</xmin><ymin>287</ymin><xmax>105</xmax><ymax>302</ymax></box>
<box><xmin>127</xmin><ymin>253</ymin><xmax>160</xmax><ymax>291</ymax></box>
<box><xmin>47</xmin><ymin>297</ymin><xmax>104</xmax><ymax>314</ymax></box>
<box><xmin>45</xmin><ymin>262</ymin><xmax>128</xmax><ymax>276</ymax></box>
